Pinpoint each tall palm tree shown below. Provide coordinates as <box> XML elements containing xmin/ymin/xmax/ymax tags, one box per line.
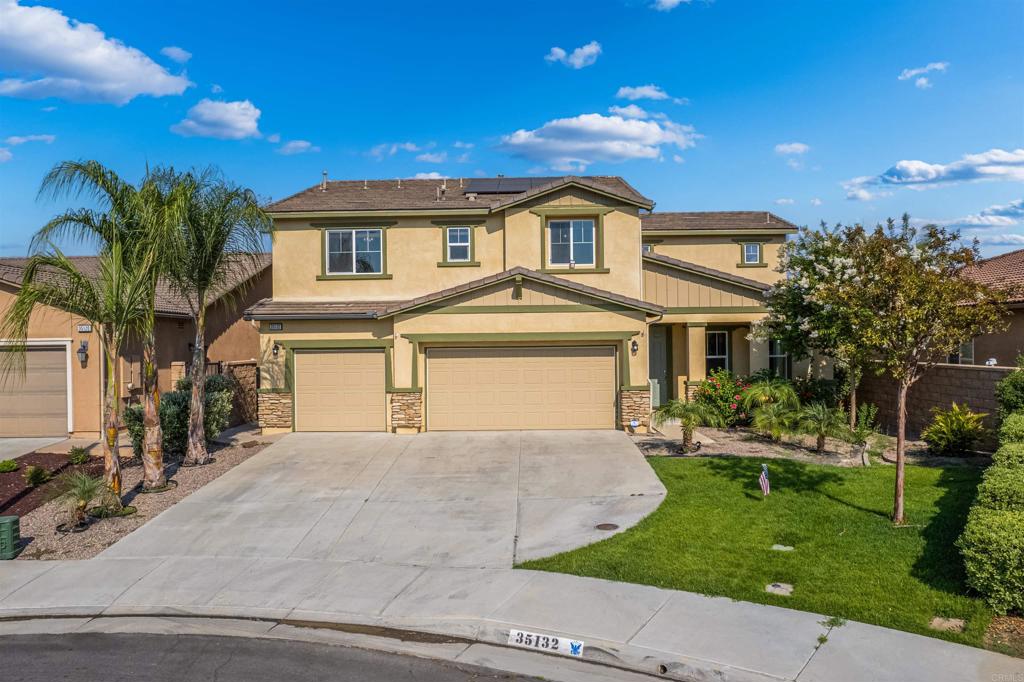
<box><xmin>0</xmin><ymin>240</ymin><xmax>151</xmax><ymax>498</ymax></box>
<box><xmin>33</xmin><ymin>161</ymin><xmax>186</xmax><ymax>489</ymax></box>
<box><xmin>169</xmin><ymin>170</ymin><xmax>271</xmax><ymax>466</ymax></box>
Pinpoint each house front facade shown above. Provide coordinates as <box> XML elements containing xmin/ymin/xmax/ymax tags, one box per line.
<box><xmin>248</xmin><ymin>175</ymin><xmax>808</xmax><ymax>434</ymax></box>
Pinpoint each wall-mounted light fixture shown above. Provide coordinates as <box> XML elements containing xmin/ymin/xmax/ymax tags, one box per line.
<box><xmin>272</xmin><ymin>344</ymin><xmax>280</xmax><ymax>358</ymax></box>
<box><xmin>630</xmin><ymin>340</ymin><xmax>639</xmax><ymax>355</ymax></box>
<box><xmin>76</xmin><ymin>340</ymin><xmax>88</xmax><ymax>366</ymax></box>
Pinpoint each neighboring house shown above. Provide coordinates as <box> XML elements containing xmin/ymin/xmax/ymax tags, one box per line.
<box><xmin>956</xmin><ymin>247</ymin><xmax>1024</xmax><ymax>367</ymax></box>
<box><xmin>247</xmin><ymin>175</ymin><xmax>808</xmax><ymax>434</ymax></box>
<box><xmin>0</xmin><ymin>255</ymin><xmax>271</xmax><ymax>437</ymax></box>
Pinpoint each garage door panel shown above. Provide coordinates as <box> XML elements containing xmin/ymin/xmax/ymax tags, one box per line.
<box><xmin>427</xmin><ymin>347</ymin><xmax>615</xmax><ymax>431</ymax></box>
<box><xmin>294</xmin><ymin>350</ymin><xmax>385</xmax><ymax>432</ymax></box>
<box><xmin>0</xmin><ymin>347</ymin><xmax>69</xmax><ymax>437</ymax></box>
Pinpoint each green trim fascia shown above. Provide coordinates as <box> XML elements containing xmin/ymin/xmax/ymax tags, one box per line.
<box><xmin>538</xmin><ymin>212</ymin><xmax>606</xmax><ymax>271</ymax></box>
<box><xmin>388</xmin><ymin>387</ymin><xmax>422</xmax><ymax>394</ymax></box>
<box><xmin>620</xmin><ymin>385</ymin><xmax>651</xmax><ymax>392</ymax></box>
<box><xmin>619</xmin><ymin>339</ymin><xmax>630</xmax><ymax>386</ymax></box>
<box><xmin>403</xmin><ymin>331</ymin><xmax>639</xmax><ymax>342</ymax></box>
<box><xmin>317</xmin><ymin>273</ymin><xmax>394</xmax><ymax>280</ymax></box>
<box><xmin>420</xmin><ymin>303</ymin><xmax>626</xmax><ymax>314</ymax></box>
<box><xmin>411</xmin><ymin>340</ymin><xmax>419</xmax><ymax>389</ymax></box>
<box><xmin>319</xmin><ymin>225</ymin><xmax>391</xmax><ymax>280</ymax></box>
<box><xmin>275</xmin><ymin>339</ymin><xmax>394</xmax><ymax>349</ymax></box>
<box><xmin>735</xmin><ymin>263</ymin><xmax>769</xmax><ymax>269</ymax></box>
<box><xmin>687</xmin><ymin>322</ymin><xmax>708</xmax><ymax>328</ymax></box>
<box><xmin>641</xmin><ymin>228</ymin><xmax>796</xmax><ymax>237</ymax></box>
<box><xmin>270</xmin><ymin>209</ymin><xmax>488</xmax><ymax>219</ymax></box>
<box><xmin>538</xmin><ymin>267</ymin><xmax>611</xmax><ymax>274</ymax></box>
<box><xmin>431</xmin><ymin>219</ymin><xmax>487</xmax><ymax>225</ymax></box>
<box><xmin>665</xmin><ymin>306</ymin><xmax>766</xmax><ymax>314</ymax></box>
<box><xmin>685</xmin><ymin>380</ymin><xmax>704</xmax><ymax>386</ymax></box>
<box><xmin>257</xmin><ymin>388</ymin><xmax>290</xmax><ymax>394</ymax></box>
<box><xmin>436</xmin><ymin>261</ymin><xmax>481</xmax><ymax>267</ymax></box>
<box><xmin>730</xmin><ymin>237</ymin><xmax>773</xmax><ymax>244</ymax></box>
<box><xmin>312</xmin><ymin>220</ymin><xmax>398</xmax><ymax>227</ymax></box>
<box><xmin>529</xmin><ymin>206</ymin><xmax>616</xmax><ymax>217</ymax></box>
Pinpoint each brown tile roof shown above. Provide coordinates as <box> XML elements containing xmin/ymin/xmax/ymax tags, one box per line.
<box><xmin>642</xmin><ymin>211</ymin><xmax>797</xmax><ymax>232</ymax></box>
<box><xmin>244</xmin><ymin>266</ymin><xmax>665</xmax><ymax>320</ymax></box>
<box><xmin>643</xmin><ymin>252</ymin><xmax>770</xmax><ymax>292</ymax></box>
<box><xmin>963</xmin><ymin>248</ymin><xmax>1024</xmax><ymax>304</ymax></box>
<box><xmin>266</xmin><ymin>175</ymin><xmax>653</xmax><ymax>213</ymax></box>
<box><xmin>0</xmin><ymin>254</ymin><xmax>271</xmax><ymax>317</ymax></box>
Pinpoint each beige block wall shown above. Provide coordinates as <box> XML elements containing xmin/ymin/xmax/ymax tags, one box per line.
<box><xmin>647</xmin><ymin>235</ymin><xmax>786</xmax><ymax>284</ymax></box>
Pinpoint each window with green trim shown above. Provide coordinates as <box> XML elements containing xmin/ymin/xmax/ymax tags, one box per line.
<box><xmin>742</xmin><ymin>242</ymin><xmax>762</xmax><ymax>265</ymax></box>
<box><xmin>446</xmin><ymin>226</ymin><xmax>471</xmax><ymax>262</ymax></box>
<box><xmin>548</xmin><ymin>219</ymin><xmax>594</xmax><ymax>267</ymax></box>
<box><xmin>326</xmin><ymin>228</ymin><xmax>382</xmax><ymax>274</ymax></box>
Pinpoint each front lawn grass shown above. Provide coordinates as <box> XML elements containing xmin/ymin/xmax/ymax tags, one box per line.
<box><xmin>520</xmin><ymin>457</ymin><xmax>994</xmax><ymax>648</ymax></box>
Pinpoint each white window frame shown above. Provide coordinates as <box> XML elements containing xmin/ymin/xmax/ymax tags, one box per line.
<box><xmin>706</xmin><ymin>331</ymin><xmax>729</xmax><ymax>372</ymax></box>
<box><xmin>548</xmin><ymin>219</ymin><xmax>595</xmax><ymax>267</ymax></box>
<box><xmin>743</xmin><ymin>242</ymin><xmax>762</xmax><ymax>265</ymax></box>
<box><xmin>769</xmin><ymin>338</ymin><xmax>789</xmax><ymax>378</ymax></box>
<box><xmin>446</xmin><ymin>226</ymin><xmax>471</xmax><ymax>263</ymax></box>
<box><xmin>325</xmin><ymin>228</ymin><xmax>383</xmax><ymax>275</ymax></box>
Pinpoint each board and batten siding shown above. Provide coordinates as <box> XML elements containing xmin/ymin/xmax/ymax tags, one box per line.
<box><xmin>642</xmin><ymin>262</ymin><xmax>764</xmax><ymax>309</ymax></box>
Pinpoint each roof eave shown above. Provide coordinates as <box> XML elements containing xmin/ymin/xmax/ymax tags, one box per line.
<box><xmin>243</xmin><ymin>311</ymin><xmax>379</xmax><ymax>321</ymax></box>
<box><xmin>267</xmin><ymin>208</ymin><xmax>490</xmax><ymax>219</ymax></box>
<box><xmin>491</xmin><ymin>180</ymin><xmax>654</xmax><ymax>212</ymax></box>
<box><xmin>642</xmin><ymin>228</ymin><xmax>797</xmax><ymax>237</ymax></box>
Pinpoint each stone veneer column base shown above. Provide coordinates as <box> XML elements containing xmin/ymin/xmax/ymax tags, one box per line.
<box><xmin>390</xmin><ymin>392</ymin><xmax>423</xmax><ymax>433</ymax></box>
<box><xmin>258</xmin><ymin>391</ymin><xmax>293</xmax><ymax>432</ymax></box>
<box><xmin>619</xmin><ymin>389</ymin><xmax>651</xmax><ymax>433</ymax></box>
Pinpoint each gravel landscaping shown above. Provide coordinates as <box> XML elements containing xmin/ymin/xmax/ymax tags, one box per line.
<box><xmin>0</xmin><ymin>452</ymin><xmax>104</xmax><ymax>517</ymax></box>
<box><xmin>14</xmin><ymin>436</ymin><xmax>272</xmax><ymax>561</ymax></box>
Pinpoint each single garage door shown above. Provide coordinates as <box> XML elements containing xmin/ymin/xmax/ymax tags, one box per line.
<box><xmin>294</xmin><ymin>349</ymin><xmax>386</xmax><ymax>431</ymax></box>
<box><xmin>0</xmin><ymin>346</ymin><xmax>69</xmax><ymax>437</ymax></box>
<box><xmin>426</xmin><ymin>346</ymin><xmax>616</xmax><ymax>431</ymax></box>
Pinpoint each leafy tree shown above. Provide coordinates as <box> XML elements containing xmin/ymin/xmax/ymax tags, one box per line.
<box><xmin>653</xmin><ymin>400</ymin><xmax>725</xmax><ymax>450</ymax></box>
<box><xmin>797</xmin><ymin>402</ymin><xmax>847</xmax><ymax>454</ymax></box>
<box><xmin>168</xmin><ymin>170</ymin><xmax>271</xmax><ymax>466</ymax></box>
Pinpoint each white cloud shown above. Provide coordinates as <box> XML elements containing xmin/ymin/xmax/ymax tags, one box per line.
<box><xmin>0</xmin><ymin>0</ymin><xmax>192</xmax><ymax>104</ymax></box>
<box><xmin>0</xmin><ymin>148</ymin><xmax>11</xmax><ymax>163</ymax></box>
<box><xmin>40</xmin><ymin>105</ymin><xmax>56</xmax><ymax>112</ymax></box>
<box><xmin>453</xmin><ymin>141</ymin><xmax>474</xmax><ymax>149</ymax></box>
<box><xmin>774</xmin><ymin>198</ymin><xmax>795</xmax><ymax>205</ymax></box>
<box><xmin>898</xmin><ymin>61</ymin><xmax>949</xmax><ymax>81</ymax></box>
<box><xmin>672</xmin><ymin>154</ymin><xmax>685</xmax><ymax>164</ymax></box>
<box><xmin>652</xmin><ymin>0</ymin><xmax>691</xmax><ymax>10</ymax></box>
<box><xmin>786</xmin><ymin>158</ymin><xmax>804</xmax><ymax>170</ymax></box>
<box><xmin>160</xmin><ymin>46</ymin><xmax>191</xmax><ymax>63</ymax></box>
<box><xmin>544</xmin><ymin>41</ymin><xmax>601</xmax><ymax>69</ymax></box>
<box><xmin>844</xmin><ymin>148</ymin><xmax>1024</xmax><ymax>200</ymax></box>
<box><xmin>276</xmin><ymin>139</ymin><xmax>319</xmax><ymax>155</ymax></box>
<box><xmin>915</xmin><ymin>77</ymin><xmax>932</xmax><ymax>90</ymax></box>
<box><xmin>971</xmin><ymin>233</ymin><xmax>1024</xmax><ymax>246</ymax></box>
<box><xmin>608</xmin><ymin>104</ymin><xmax>649</xmax><ymax>119</ymax></box>
<box><xmin>412</xmin><ymin>172</ymin><xmax>446</xmax><ymax>180</ymax></box>
<box><xmin>266</xmin><ymin>133</ymin><xmax>280</xmax><ymax>143</ymax></box>
<box><xmin>416</xmin><ymin>151</ymin><xmax>447</xmax><ymax>163</ymax></box>
<box><xmin>499</xmin><ymin>112</ymin><xmax>700</xmax><ymax>171</ymax></box>
<box><xmin>210</xmin><ymin>84</ymin><xmax>223</xmax><ymax>94</ymax></box>
<box><xmin>456</xmin><ymin>152</ymin><xmax>471</xmax><ymax>163</ymax></box>
<box><xmin>615</xmin><ymin>84</ymin><xmax>687</xmax><ymax>105</ymax></box>
<box><xmin>810</xmin><ymin>197</ymin><xmax>823</xmax><ymax>206</ymax></box>
<box><xmin>950</xmin><ymin>199</ymin><xmax>1024</xmax><ymax>229</ymax></box>
<box><xmin>774</xmin><ymin>142</ymin><xmax>809</xmax><ymax>155</ymax></box>
<box><xmin>369</xmin><ymin>141</ymin><xmax>424</xmax><ymax>159</ymax></box>
<box><xmin>4</xmin><ymin>134</ymin><xmax>55</xmax><ymax>145</ymax></box>
<box><xmin>170</xmin><ymin>99</ymin><xmax>261</xmax><ymax>139</ymax></box>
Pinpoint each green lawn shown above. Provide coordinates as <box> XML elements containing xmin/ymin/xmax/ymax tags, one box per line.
<box><xmin>521</xmin><ymin>457</ymin><xmax>994</xmax><ymax>648</ymax></box>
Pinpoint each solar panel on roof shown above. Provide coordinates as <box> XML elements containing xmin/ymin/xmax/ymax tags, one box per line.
<box><xmin>465</xmin><ymin>177</ymin><xmax>562</xmax><ymax>194</ymax></box>
<box><xmin>464</xmin><ymin>178</ymin><xmax>503</xmax><ymax>193</ymax></box>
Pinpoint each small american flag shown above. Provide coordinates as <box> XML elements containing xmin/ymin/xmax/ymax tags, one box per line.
<box><xmin>759</xmin><ymin>464</ymin><xmax>771</xmax><ymax>496</ymax></box>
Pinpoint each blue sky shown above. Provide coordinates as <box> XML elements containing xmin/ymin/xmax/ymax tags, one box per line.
<box><xmin>1</xmin><ymin>0</ymin><xmax>1022</xmax><ymax>256</ymax></box>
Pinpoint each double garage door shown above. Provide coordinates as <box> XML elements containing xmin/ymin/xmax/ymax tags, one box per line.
<box><xmin>0</xmin><ymin>346</ymin><xmax>69</xmax><ymax>437</ymax></box>
<box><xmin>292</xmin><ymin>346</ymin><xmax>616</xmax><ymax>432</ymax></box>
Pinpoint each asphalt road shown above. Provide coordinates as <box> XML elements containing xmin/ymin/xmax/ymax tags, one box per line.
<box><xmin>1</xmin><ymin>633</ymin><xmax>543</xmax><ymax>681</ymax></box>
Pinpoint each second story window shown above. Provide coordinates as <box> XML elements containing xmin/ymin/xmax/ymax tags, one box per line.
<box><xmin>549</xmin><ymin>219</ymin><xmax>594</xmax><ymax>267</ymax></box>
<box><xmin>326</xmin><ymin>228</ymin><xmax>382</xmax><ymax>275</ymax></box>
<box><xmin>446</xmin><ymin>226</ymin><xmax>471</xmax><ymax>262</ymax></box>
<box><xmin>742</xmin><ymin>242</ymin><xmax>762</xmax><ymax>265</ymax></box>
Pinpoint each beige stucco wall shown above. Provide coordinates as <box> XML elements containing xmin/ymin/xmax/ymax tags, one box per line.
<box><xmin>646</xmin><ymin>234</ymin><xmax>786</xmax><ymax>284</ymax></box>
<box><xmin>0</xmin><ymin>282</ymin><xmax>103</xmax><ymax>435</ymax></box>
<box><xmin>974</xmin><ymin>307</ymin><xmax>1023</xmax><ymax>367</ymax></box>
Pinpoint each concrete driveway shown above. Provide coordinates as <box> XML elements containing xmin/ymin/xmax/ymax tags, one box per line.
<box><xmin>101</xmin><ymin>431</ymin><xmax>665</xmax><ymax>568</ymax></box>
<box><xmin>0</xmin><ymin>437</ymin><xmax>64</xmax><ymax>460</ymax></box>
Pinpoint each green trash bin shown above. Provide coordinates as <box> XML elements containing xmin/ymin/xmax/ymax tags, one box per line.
<box><xmin>0</xmin><ymin>515</ymin><xmax>20</xmax><ymax>560</ymax></box>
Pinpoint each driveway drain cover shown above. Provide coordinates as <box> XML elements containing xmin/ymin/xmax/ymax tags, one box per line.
<box><xmin>595</xmin><ymin>523</ymin><xmax>619</xmax><ymax>531</ymax></box>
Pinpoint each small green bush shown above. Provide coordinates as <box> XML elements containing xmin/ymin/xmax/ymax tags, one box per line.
<box><xmin>125</xmin><ymin>376</ymin><xmax>236</xmax><ymax>456</ymax></box>
<box><xmin>23</xmin><ymin>465</ymin><xmax>50</xmax><ymax>487</ymax></box>
<box><xmin>0</xmin><ymin>459</ymin><xmax>19</xmax><ymax>473</ymax></box>
<box><xmin>957</xmin><ymin>506</ymin><xmax>1024</xmax><ymax>614</ymax></box>
<box><xmin>995</xmin><ymin>368</ymin><xmax>1024</xmax><ymax>419</ymax></box>
<box><xmin>175</xmin><ymin>373</ymin><xmax>235</xmax><ymax>395</ymax></box>
<box><xmin>67</xmin><ymin>446</ymin><xmax>90</xmax><ymax>466</ymax></box>
<box><xmin>998</xmin><ymin>411</ymin><xmax>1024</xmax><ymax>445</ymax></box>
<box><xmin>976</xmin><ymin>465</ymin><xmax>1024</xmax><ymax>512</ymax></box>
<box><xmin>920</xmin><ymin>402</ymin><xmax>988</xmax><ymax>456</ymax></box>
<box><xmin>992</xmin><ymin>443</ymin><xmax>1024</xmax><ymax>469</ymax></box>
<box><xmin>752</xmin><ymin>402</ymin><xmax>798</xmax><ymax>441</ymax></box>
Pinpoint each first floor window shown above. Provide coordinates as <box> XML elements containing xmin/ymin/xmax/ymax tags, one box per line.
<box><xmin>706</xmin><ymin>331</ymin><xmax>729</xmax><ymax>372</ymax></box>
<box><xmin>326</xmin><ymin>228</ymin><xmax>382</xmax><ymax>274</ymax></box>
<box><xmin>742</xmin><ymin>242</ymin><xmax>762</xmax><ymax>264</ymax></box>
<box><xmin>948</xmin><ymin>340</ymin><xmax>975</xmax><ymax>365</ymax></box>
<box><xmin>446</xmin><ymin>226</ymin><xmax>471</xmax><ymax>262</ymax></box>
<box><xmin>769</xmin><ymin>338</ymin><xmax>790</xmax><ymax>378</ymax></box>
<box><xmin>549</xmin><ymin>219</ymin><xmax>595</xmax><ymax>267</ymax></box>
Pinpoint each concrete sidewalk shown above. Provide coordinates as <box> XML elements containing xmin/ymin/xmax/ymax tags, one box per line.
<box><xmin>1</xmin><ymin>556</ymin><xmax>1019</xmax><ymax>682</ymax></box>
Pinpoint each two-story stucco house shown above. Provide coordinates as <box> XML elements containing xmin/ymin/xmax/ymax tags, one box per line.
<box><xmin>246</xmin><ymin>175</ymin><xmax>803</xmax><ymax>434</ymax></box>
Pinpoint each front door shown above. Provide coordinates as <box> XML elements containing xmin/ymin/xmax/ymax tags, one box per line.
<box><xmin>648</xmin><ymin>326</ymin><xmax>670</xmax><ymax>408</ymax></box>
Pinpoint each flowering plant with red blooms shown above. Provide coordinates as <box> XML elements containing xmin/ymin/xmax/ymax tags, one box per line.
<box><xmin>694</xmin><ymin>368</ymin><xmax>753</xmax><ymax>425</ymax></box>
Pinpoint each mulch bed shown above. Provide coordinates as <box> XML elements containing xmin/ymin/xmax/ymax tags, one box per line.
<box><xmin>0</xmin><ymin>453</ymin><xmax>104</xmax><ymax>517</ymax></box>
<box><xmin>986</xmin><ymin>615</ymin><xmax>1024</xmax><ymax>658</ymax></box>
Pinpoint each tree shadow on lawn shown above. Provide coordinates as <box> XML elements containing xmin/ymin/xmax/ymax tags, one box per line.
<box><xmin>910</xmin><ymin>466</ymin><xmax>981</xmax><ymax>596</ymax></box>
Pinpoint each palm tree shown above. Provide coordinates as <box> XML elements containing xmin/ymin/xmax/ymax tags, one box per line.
<box><xmin>169</xmin><ymin>170</ymin><xmax>271</xmax><ymax>466</ymax></box>
<box><xmin>33</xmin><ymin>161</ymin><xmax>186</xmax><ymax>489</ymax></box>
<box><xmin>752</xmin><ymin>402</ymin><xmax>798</xmax><ymax>442</ymax></box>
<box><xmin>52</xmin><ymin>471</ymin><xmax>112</xmax><ymax>528</ymax></box>
<box><xmin>653</xmin><ymin>399</ymin><xmax>725</xmax><ymax>450</ymax></box>
<box><xmin>741</xmin><ymin>377</ymin><xmax>799</xmax><ymax>413</ymax></box>
<box><xmin>1</xmin><ymin>240</ymin><xmax>151</xmax><ymax>498</ymax></box>
<box><xmin>798</xmin><ymin>402</ymin><xmax>848</xmax><ymax>454</ymax></box>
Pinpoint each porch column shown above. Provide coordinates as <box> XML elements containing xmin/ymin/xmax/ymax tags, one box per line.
<box><xmin>750</xmin><ymin>337</ymin><xmax>769</xmax><ymax>374</ymax></box>
<box><xmin>731</xmin><ymin>328</ymin><xmax>751</xmax><ymax>377</ymax></box>
<box><xmin>671</xmin><ymin>324</ymin><xmax>687</xmax><ymax>399</ymax></box>
<box><xmin>685</xmin><ymin>323</ymin><xmax>706</xmax><ymax>399</ymax></box>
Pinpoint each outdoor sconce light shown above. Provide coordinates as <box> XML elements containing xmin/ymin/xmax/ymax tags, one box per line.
<box><xmin>76</xmin><ymin>340</ymin><xmax>88</xmax><ymax>366</ymax></box>
<box><xmin>630</xmin><ymin>340</ymin><xmax>639</xmax><ymax>354</ymax></box>
<box><xmin>272</xmin><ymin>344</ymin><xmax>280</xmax><ymax>358</ymax></box>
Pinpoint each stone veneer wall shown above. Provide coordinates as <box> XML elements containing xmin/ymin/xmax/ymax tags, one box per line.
<box><xmin>257</xmin><ymin>391</ymin><xmax>293</xmax><ymax>430</ymax></box>
<box><xmin>224</xmin><ymin>360</ymin><xmax>258</xmax><ymax>425</ymax></box>
<box><xmin>619</xmin><ymin>389</ymin><xmax>652</xmax><ymax>431</ymax></box>
<box><xmin>858</xmin><ymin>364</ymin><xmax>1015</xmax><ymax>451</ymax></box>
<box><xmin>390</xmin><ymin>392</ymin><xmax>423</xmax><ymax>432</ymax></box>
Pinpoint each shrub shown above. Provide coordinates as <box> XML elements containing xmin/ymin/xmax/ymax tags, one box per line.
<box><xmin>752</xmin><ymin>402</ymin><xmax>798</xmax><ymax>441</ymax></box>
<box><xmin>957</xmin><ymin>506</ymin><xmax>1024</xmax><ymax>614</ymax></box>
<box><xmin>175</xmin><ymin>373</ymin><xmax>235</xmax><ymax>395</ymax></box>
<box><xmin>0</xmin><ymin>459</ymin><xmax>18</xmax><ymax>473</ymax></box>
<box><xmin>157</xmin><ymin>391</ymin><xmax>192</xmax><ymax>455</ymax></box>
<box><xmin>51</xmin><ymin>471</ymin><xmax>111</xmax><ymax>527</ymax></box>
<box><xmin>993</xmin><ymin>443</ymin><xmax>1024</xmax><ymax>469</ymax></box>
<box><xmin>23</xmin><ymin>465</ymin><xmax>50</xmax><ymax>487</ymax></box>
<box><xmin>67</xmin><ymin>446</ymin><xmax>90</xmax><ymax>466</ymax></box>
<box><xmin>976</xmin><ymin>465</ymin><xmax>1024</xmax><ymax>512</ymax></box>
<box><xmin>740</xmin><ymin>378</ymin><xmax>798</xmax><ymax>413</ymax></box>
<box><xmin>652</xmin><ymin>399</ymin><xmax>726</xmax><ymax>449</ymax></box>
<box><xmin>845</xmin><ymin>402</ymin><xmax>879</xmax><ymax>445</ymax></box>
<box><xmin>125</xmin><ymin>378</ymin><xmax>236</xmax><ymax>456</ymax></box>
<box><xmin>124</xmin><ymin>404</ymin><xmax>145</xmax><ymax>458</ymax></box>
<box><xmin>792</xmin><ymin>376</ymin><xmax>843</xmax><ymax>408</ymax></box>
<box><xmin>998</xmin><ymin>411</ymin><xmax>1024</xmax><ymax>445</ymax></box>
<box><xmin>693</xmin><ymin>369</ymin><xmax>751</xmax><ymax>425</ymax></box>
<box><xmin>798</xmin><ymin>402</ymin><xmax>848</xmax><ymax>454</ymax></box>
<box><xmin>995</xmin><ymin>368</ymin><xmax>1024</xmax><ymax>419</ymax></box>
<box><xmin>920</xmin><ymin>402</ymin><xmax>988</xmax><ymax>456</ymax></box>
